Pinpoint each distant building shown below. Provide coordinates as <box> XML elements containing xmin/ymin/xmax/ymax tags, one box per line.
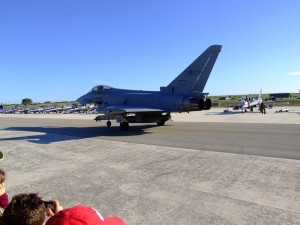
<box><xmin>219</xmin><ymin>96</ymin><xmax>231</xmax><ymax>100</ymax></box>
<box><xmin>212</xmin><ymin>102</ymin><xmax>221</xmax><ymax>106</ymax></box>
<box><xmin>269</xmin><ymin>93</ymin><xmax>291</xmax><ymax>99</ymax></box>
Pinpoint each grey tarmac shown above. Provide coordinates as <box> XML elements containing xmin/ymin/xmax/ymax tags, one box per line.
<box><xmin>0</xmin><ymin>107</ymin><xmax>299</xmax><ymax>224</ymax></box>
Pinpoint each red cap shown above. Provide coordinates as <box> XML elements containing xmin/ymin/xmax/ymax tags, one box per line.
<box><xmin>46</xmin><ymin>205</ymin><xmax>125</xmax><ymax>225</ymax></box>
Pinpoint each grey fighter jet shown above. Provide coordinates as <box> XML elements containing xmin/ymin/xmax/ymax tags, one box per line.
<box><xmin>77</xmin><ymin>45</ymin><xmax>222</xmax><ymax>131</ymax></box>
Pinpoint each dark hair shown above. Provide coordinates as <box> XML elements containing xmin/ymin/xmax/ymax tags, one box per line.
<box><xmin>0</xmin><ymin>193</ymin><xmax>45</xmax><ymax>225</ymax></box>
<box><xmin>0</xmin><ymin>169</ymin><xmax>5</xmax><ymax>184</ymax></box>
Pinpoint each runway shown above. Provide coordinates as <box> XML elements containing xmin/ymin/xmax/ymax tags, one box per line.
<box><xmin>1</xmin><ymin>110</ymin><xmax>300</xmax><ymax>224</ymax></box>
<box><xmin>0</xmin><ymin>116</ymin><xmax>299</xmax><ymax>159</ymax></box>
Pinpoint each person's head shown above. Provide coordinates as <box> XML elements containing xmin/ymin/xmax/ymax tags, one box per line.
<box><xmin>0</xmin><ymin>193</ymin><xmax>46</xmax><ymax>225</ymax></box>
<box><xmin>0</xmin><ymin>169</ymin><xmax>6</xmax><ymax>184</ymax></box>
<box><xmin>46</xmin><ymin>205</ymin><xmax>125</xmax><ymax>225</ymax></box>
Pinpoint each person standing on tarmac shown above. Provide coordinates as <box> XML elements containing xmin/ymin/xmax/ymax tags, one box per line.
<box><xmin>260</xmin><ymin>102</ymin><xmax>266</xmax><ymax>114</ymax></box>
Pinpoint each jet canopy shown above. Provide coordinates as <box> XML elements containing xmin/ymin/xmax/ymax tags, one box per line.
<box><xmin>89</xmin><ymin>85</ymin><xmax>112</xmax><ymax>93</ymax></box>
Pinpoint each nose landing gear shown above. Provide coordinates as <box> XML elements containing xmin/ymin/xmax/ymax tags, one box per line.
<box><xmin>106</xmin><ymin>121</ymin><xmax>112</xmax><ymax>127</ymax></box>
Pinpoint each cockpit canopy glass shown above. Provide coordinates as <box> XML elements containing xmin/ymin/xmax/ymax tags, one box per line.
<box><xmin>89</xmin><ymin>85</ymin><xmax>112</xmax><ymax>93</ymax></box>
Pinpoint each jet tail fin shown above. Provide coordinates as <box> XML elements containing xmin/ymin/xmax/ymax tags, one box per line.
<box><xmin>258</xmin><ymin>88</ymin><xmax>263</xmax><ymax>104</ymax></box>
<box><xmin>160</xmin><ymin>45</ymin><xmax>222</xmax><ymax>95</ymax></box>
<box><xmin>259</xmin><ymin>89</ymin><xmax>262</xmax><ymax>100</ymax></box>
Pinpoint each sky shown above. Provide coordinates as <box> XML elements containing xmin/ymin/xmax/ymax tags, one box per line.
<box><xmin>0</xmin><ymin>0</ymin><xmax>300</xmax><ymax>104</ymax></box>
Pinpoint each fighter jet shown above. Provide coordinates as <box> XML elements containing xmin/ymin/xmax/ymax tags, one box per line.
<box><xmin>77</xmin><ymin>45</ymin><xmax>222</xmax><ymax>131</ymax></box>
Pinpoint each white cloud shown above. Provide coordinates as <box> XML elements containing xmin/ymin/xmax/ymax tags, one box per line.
<box><xmin>287</xmin><ymin>71</ymin><xmax>300</xmax><ymax>76</ymax></box>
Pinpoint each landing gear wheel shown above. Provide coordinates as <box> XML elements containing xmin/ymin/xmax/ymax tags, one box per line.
<box><xmin>120</xmin><ymin>122</ymin><xmax>129</xmax><ymax>131</ymax></box>
<box><xmin>106</xmin><ymin>121</ymin><xmax>111</xmax><ymax>127</ymax></box>
<box><xmin>156</xmin><ymin>121</ymin><xmax>165</xmax><ymax>126</ymax></box>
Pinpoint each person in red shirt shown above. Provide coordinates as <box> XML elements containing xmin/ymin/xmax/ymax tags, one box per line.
<box><xmin>0</xmin><ymin>169</ymin><xmax>9</xmax><ymax>215</ymax></box>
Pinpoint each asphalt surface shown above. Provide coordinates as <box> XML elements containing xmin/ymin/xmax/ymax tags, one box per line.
<box><xmin>0</xmin><ymin>117</ymin><xmax>299</xmax><ymax>160</ymax></box>
<box><xmin>0</xmin><ymin>112</ymin><xmax>300</xmax><ymax>225</ymax></box>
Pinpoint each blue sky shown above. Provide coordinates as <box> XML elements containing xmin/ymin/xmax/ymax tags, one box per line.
<box><xmin>1</xmin><ymin>0</ymin><xmax>299</xmax><ymax>104</ymax></box>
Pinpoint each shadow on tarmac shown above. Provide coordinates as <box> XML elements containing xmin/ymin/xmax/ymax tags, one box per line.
<box><xmin>0</xmin><ymin>124</ymin><xmax>162</xmax><ymax>144</ymax></box>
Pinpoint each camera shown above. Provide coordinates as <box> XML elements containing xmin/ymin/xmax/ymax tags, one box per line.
<box><xmin>43</xmin><ymin>201</ymin><xmax>55</xmax><ymax>211</ymax></box>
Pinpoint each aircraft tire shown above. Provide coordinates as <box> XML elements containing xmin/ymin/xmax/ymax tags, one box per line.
<box><xmin>106</xmin><ymin>121</ymin><xmax>112</xmax><ymax>127</ymax></box>
<box><xmin>156</xmin><ymin>121</ymin><xmax>165</xmax><ymax>126</ymax></box>
<box><xmin>120</xmin><ymin>122</ymin><xmax>129</xmax><ymax>131</ymax></box>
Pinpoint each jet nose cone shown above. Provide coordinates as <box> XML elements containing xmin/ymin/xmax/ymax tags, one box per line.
<box><xmin>77</xmin><ymin>93</ymin><xmax>103</xmax><ymax>105</ymax></box>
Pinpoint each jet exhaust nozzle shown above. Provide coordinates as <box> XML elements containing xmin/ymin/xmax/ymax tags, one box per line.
<box><xmin>197</xmin><ymin>98</ymin><xmax>211</xmax><ymax>111</ymax></box>
<box><xmin>182</xmin><ymin>97</ymin><xmax>211</xmax><ymax>111</ymax></box>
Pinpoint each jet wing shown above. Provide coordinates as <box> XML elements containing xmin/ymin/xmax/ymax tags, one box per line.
<box><xmin>101</xmin><ymin>105</ymin><xmax>166</xmax><ymax>115</ymax></box>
